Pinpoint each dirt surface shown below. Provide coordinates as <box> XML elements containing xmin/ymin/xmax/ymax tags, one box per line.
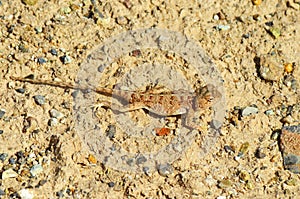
<box><xmin>0</xmin><ymin>0</ymin><xmax>300</xmax><ymax>198</ymax></box>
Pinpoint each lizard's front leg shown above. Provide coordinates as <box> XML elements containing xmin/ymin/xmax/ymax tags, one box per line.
<box><xmin>185</xmin><ymin>110</ymin><xmax>203</xmax><ymax>131</ymax></box>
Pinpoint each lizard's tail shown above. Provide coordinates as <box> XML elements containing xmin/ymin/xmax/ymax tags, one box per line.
<box><xmin>10</xmin><ymin>76</ymin><xmax>88</xmax><ymax>90</ymax></box>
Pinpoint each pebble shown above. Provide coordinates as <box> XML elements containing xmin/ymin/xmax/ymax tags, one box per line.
<box><xmin>0</xmin><ymin>189</ymin><xmax>4</xmax><ymax>196</ymax></box>
<box><xmin>252</xmin><ymin>0</ymin><xmax>262</xmax><ymax>5</ymax></box>
<box><xmin>284</xmin><ymin>63</ymin><xmax>294</xmax><ymax>73</ymax></box>
<box><xmin>106</xmin><ymin>125</ymin><xmax>116</xmax><ymax>139</ymax></box>
<box><xmin>0</xmin><ymin>130</ymin><xmax>3</xmax><ymax>135</ymax></box>
<box><xmin>9</xmin><ymin>157</ymin><xmax>16</xmax><ymax>164</ymax></box>
<box><xmin>56</xmin><ymin>191</ymin><xmax>64</xmax><ymax>198</ymax></box>
<box><xmin>285</xmin><ymin>178</ymin><xmax>298</xmax><ymax>186</ymax></box>
<box><xmin>30</xmin><ymin>164</ymin><xmax>43</xmax><ymax>177</ymax></box>
<box><xmin>136</xmin><ymin>155</ymin><xmax>147</xmax><ymax>165</ymax></box>
<box><xmin>0</xmin><ymin>153</ymin><xmax>8</xmax><ymax>161</ymax></box>
<box><xmin>157</xmin><ymin>163</ymin><xmax>173</xmax><ymax>177</ymax></box>
<box><xmin>224</xmin><ymin>145</ymin><xmax>235</xmax><ymax>154</ymax></box>
<box><xmin>268</xmin><ymin>27</ymin><xmax>281</xmax><ymax>39</ymax></box>
<box><xmin>236</xmin><ymin>142</ymin><xmax>249</xmax><ymax>160</ymax></box>
<box><xmin>108</xmin><ymin>182</ymin><xmax>115</xmax><ymax>187</ymax></box>
<box><xmin>241</xmin><ymin>106</ymin><xmax>258</xmax><ymax>117</ymax></box>
<box><xmin>2</xmin><ymin>168</ymin><xmax>18</xmax><ymax>179</ymax></box>
<box><xmin>19</xmin><ymin>189</ymin><xmax>34</xmax><ymax>199</ymax></box>
<box><xmin>280</xmin><ymin>115</ymin><xmax>294</xmax><ymax>124</ymax></box>
<box><xmin>34</xmin><ymin>26</ymin><xmax>42</xmax><ymax>33</ymax></box>
<box><xmin>88</xmin><ymin>154</ymin><xmax>97</xmax><ymax>164</ymax></box>
<box><xmin>142</xmin><ymin>166</ymin><xmax>151</xmax><ymax>176</ymax></box>
<box><xmin>116</xmin><ymin>16</ymin><xmax>128</xmax><ymax>25</ymax></box>
<box><xmin>255</xmin><ymin>148</ymin><xmax>266</xmax><ymax>159</ymax></box>
<box><xmin>48</xmin><ymin>118</ymin><xmax>58</xmax><ymax>126</ymax></box>
<box><xmin>218</xmin><ymin>179</ymin><xmax>232</xmax><ymax>188</ymax></box>
<box><xmin>280</xmin><ymin>125</ymin><xmax>300</xmax><ymax>174</ymax></box>
<box><xmin>60</xmin><ymin>55</ymin><xmax>72</xmax><ymax>64</ymax></box>
<box><xmin>0</xmin><ymin>109</ymin><xmax>6</xmax><ymax>119</ymax></box>
<box><xmin>215</xmin><ymin>24</ymin><xmax>230</xmax><ymax>31</ymax></box>
<box><xmin>264</xmin><ymin>109</ymin><xmax>274</xmax><ymax>116</ymax></box>
<box><xmin>50</xmin><ymin>109</ymin><xmax>64</xmax><ymax>119</ymax></box>
<box><xmin>37</xmin><ymin>57</ymin><xmax>47</xmax><ymax>64</ymax></box>
<box><xmin>34</xmin><ymin>95</ymin><xmax>45</xmax><ymax>105</ymax></box>
<box><xmin>259</xmin><ymin>55</ymin><xmax>283</xmax><ymax>81</ymax></box>
<box><xmin>239</xmin><ymin>170</ymin><xmax>251</xmax><ymax>181</ymax></box>
<box><xmin>16</xmin><ymin>88</ymin><xmax>26</xmax><ymax>94</ymax></box>
<box><xmin>50</xmin><ymin>48</ymin><xmax>58</xmax><ymax>56</ymax></box>
<box><xmin>213</xmin><ymin>14</ymin><xmax>219</xmax><ymax>21</ymax></box>
<box><xmin>22</xmin><ymin>0</ymin><xmax>38</xmax><ymax>6</ymax></box>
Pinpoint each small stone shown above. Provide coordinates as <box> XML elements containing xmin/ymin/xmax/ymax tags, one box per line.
<box><xmin>88</xmin><ymin>154</ymin><xmax>97</xmax><ymax>164</ymax></box>
<box><xmin>2</xmin><ymin>168</ymin><xmax>18</xmax><ymax>179</ymax></box>
<box><xmin>259</xmin><ymin>55</ymin><xmax>283</xmax><ymax>81</ymax></box>
<box><xmin>37</xmin><ymin>57</ymin><xmax>47</xmax><ymax>64</ymax></box>
<box><xmin>50</xmin><ymin>109</ymin><xmax>64</xmax><ymax>119</ymax></box>
<box><xmin>61</xmin><ymin>6</ymin><xmax>72</xmax><ymax>14</ymax></box>
<box><xmin>142</xmin><ymin>166</ymin><xmax>151</xmax><ymax>176</ymax></box>
<box><xmin>252</xmin><ymin>0</ymin><xmax>262</xmax><ymax>5</ymax></box>
<box><xmin>9</xmin><ymin>157</ymin><xmax>16</xmax><ymax>164</ymax></box>
<box><xmin>106</xmin><ymin>125</ymin><xmax>116</xmax><ymax>139</ymax></box>
<box><xmin>285</xmin><ymin>178</ymin><xmax>298</xmax><ymax>186</ymax></box>
<box><xmin>241</xmin><ymin>106</ymin><xmax>258</xmax><ymax>116</ymax></box>
<box><xmin>236</xmin><ymin>142</ymin><xmax>249</xmax><ymax>158</ymax></box>
<box><xmin>108</xmin><ymin>182</ymin><xmax>115</xmax><ymax>187</ymax></box>
<box><xmin>0</xmin><ymin>109</ymin><xmax>6</xmax><ymax>119</ymax></box>
<box><xmin>0</xmin><ymin>153</ymin><xmax>8</xmax><ymax>161</ymax></box>
<box><xmin>239</xmin><ymin>170</ymin><xmax>251</xmax><ymax>181</ymax></box>
<box><xmin>126</xmin><ymin>158</ymin><xmax>134</xmax><ymax>166</ymax></box>
<box><xmin>56</xmin><ymin>191</ymin><xmax>64</xmax><ymax>198</ymax></box>
<box><xmin>60</xmin><ymin>55</ymin><xmax>72</xmax><ymax>64</ymax></box>
<box><xmin>280</xmin><ymin>125</ymin><xmax>300</xmax><ymax>174</ymax></box>
<box><xmin>34</xmin><ymin>95</ymin><xmax>45</xmax><ymax>105</ymax></box>
<box><xmin>16</xmin><ymin>88</ymin><xmax>26</xmax><ymax>94</ymax></box>
<box><xmin>224</xmin><ymin>145</ymin><xmax>234</xmax><ymax>153</ymax></box>
<box><xmin>284</xmin><ymin>63</ymin><xmax>294</xmax><ymax>73</ymax></box>
<box><xmin>34</xmin><ymin>26</ymin><xmax>42</xmax><ymax>33</ymax></box>
<box><xmin>50</xmin><ymin>48</ymin><xmax>58</xmax><ymax>56</ymax></box>
<box><xmin>19</xmin><ymin>189</ymin><xmax>34</xmax><ymax>199</ymax></box>
<box><xmin>245</xmin><ymin>181</ymin><xmax>254</xmax><ymax>189</ymax></box>
<box><xmin>48</xmin><ymin>118</ymin><xmax>58</xmax><ymax>126</ymax></box>
<box><xmin>136</xmin><ymin>155</ymin><xmax>147</xmax><ymax>165</ymax></box>
<box><xmin>116</xmin><ymin>16</ymin><xmax>128</xmax><ymax>25</ymax></box>
<box><xmin>22</xmin><ymin>0</ymin><xmax>38</xmax><ymax>6</ymax></box>
<box><xmin>215</xmin><ymin>24</ymin><xmax>230</xmax><ymax>31</ymax></box>
<box><xmin>218</xmin><ymin>179</ymin><xmax>232</xmax><ymax>188</ymax></box>
<box><xmin>0</xmin><ymin>189</ymin><xmax>4</xmax><ymax>196</ymax></box>
<box><xmin>280</xmin><ymin>115</ymin><xmax>294</xmax><ymax>124</ymax></box>
<box><xmin>157</xmin><ymin>163</ymin><xmax>173</xmax><ymax>177</ymax></box>
<box><xmin>30</xmin><ymin>164</ymin><xmax>43</xmax><ymax>177</ymax></box>
<box><xmin>264</xmin><ymin>109</ymin><xmax>274</xmax><ymax>116</ymax></box>
<box><xmin>269</xmin><ymin>27</ymin><xmax>281</xmax><ymax>39</ymax></box>
<box><xmin>271</xmin><ymin>130</ymin><xmax>280</xmax><ymax>140</ymax></box>
<box><xmin>213</xmin><ymin>14</ymin><xmax>219</xmax><ymax>20</ymax></box>
<box><xmin>255</xmin><ymin>148</ymin><xmax>266</xmax><ymax>159</ymax></box>
<box><xmin>0</xmin><ymin>130</ymin><xmax>3</xmax><ymax>135</ymax></box>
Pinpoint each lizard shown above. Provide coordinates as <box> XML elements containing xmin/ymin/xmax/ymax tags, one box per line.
<box><xmin>10</xmin><ymin>75</ymin><xmax>221</xmax><ymax>130</ymax></box>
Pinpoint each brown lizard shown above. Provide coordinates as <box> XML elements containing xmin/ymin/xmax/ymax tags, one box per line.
<box><xmin>10</xmin><ymin>75</ymin><xmax>221</xmax><ymax>130</ymax></box>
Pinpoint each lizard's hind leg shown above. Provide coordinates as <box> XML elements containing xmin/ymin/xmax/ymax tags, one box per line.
<box><xmin>92</xmin><ymin>100</ymin><xmax>146</xmax><ymax>113</ymax></box>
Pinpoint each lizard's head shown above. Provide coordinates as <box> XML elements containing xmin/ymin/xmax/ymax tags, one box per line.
<box><xmin>194</xmin><ymin>84</ymin><xmax>221</xmax><ymax>110</ymax></box>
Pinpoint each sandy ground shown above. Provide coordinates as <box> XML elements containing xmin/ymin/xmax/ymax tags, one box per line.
<box><xmin>0</xmin><ymin>0</ymin><xmax>300</xmax><ymax>198</ymax></box>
